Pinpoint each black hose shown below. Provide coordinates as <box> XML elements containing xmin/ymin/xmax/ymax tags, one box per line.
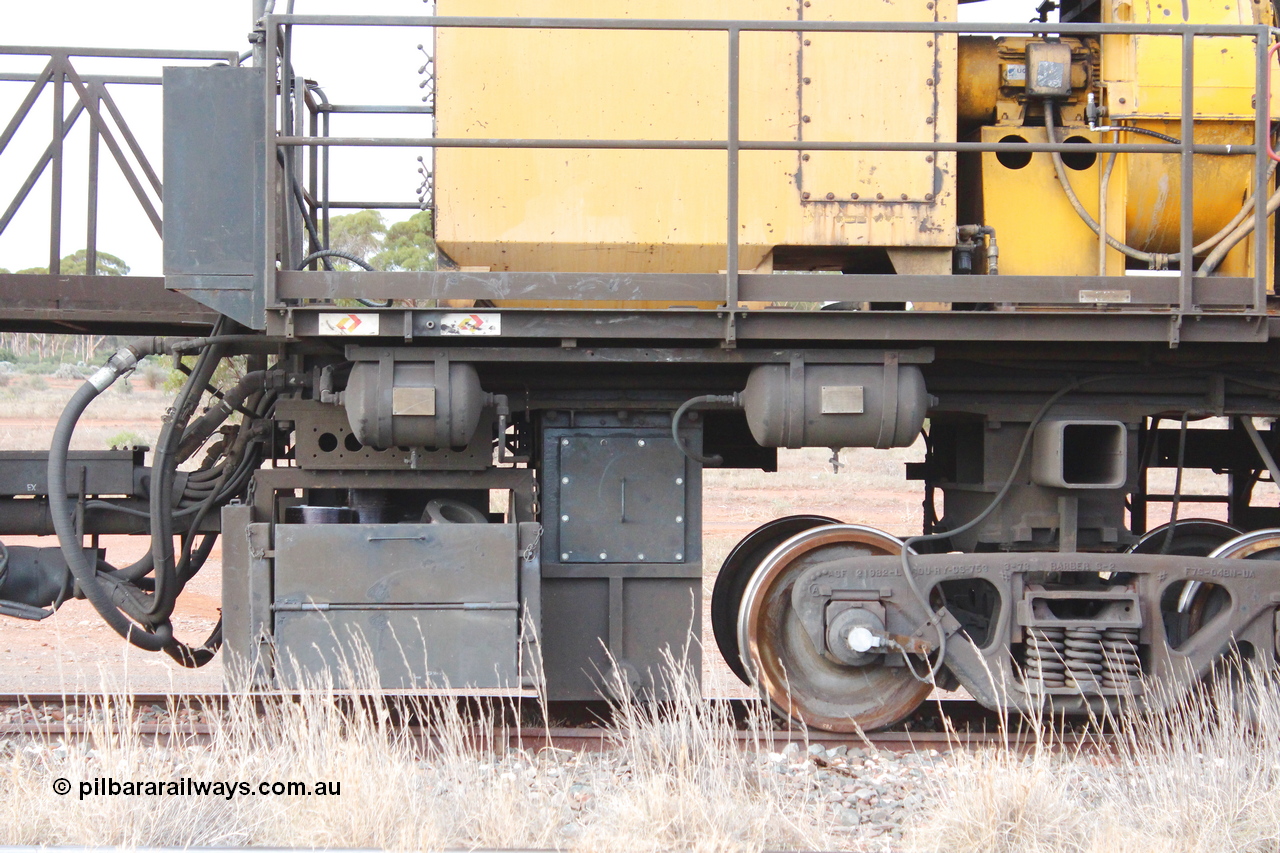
<box><xmin>146</xmin><ymin>338</ymin><xmax>227</xmax><ymax>623</ymax></box>
<box><xmin>671</xmin><ymin>394</ymin><xmax>741</xmax><ymax>467</ymax></box>
<box><xmin>297</xmin><ymin>250</ymin><xmax>391</xmax><ymax>308</ymax></box>
<box><xmin>1103</xmin><ymin>124</ymin><xmax>1181</xmax><ymax>144</ymax></box>
<box><xmin>48</xmin><ymin>343</ymin><xmax>172</xmax><ymax>651</ymax></box>
<box><xmin>298</xmin><ymin>249</ymin><xmax>373</xmax><ymax>272</ymax></box>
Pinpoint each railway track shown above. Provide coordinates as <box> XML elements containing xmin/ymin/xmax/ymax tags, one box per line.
<box><xmin>0</xmin><ymin>694</ymin><xmax>1108</xmax><ymax>753</ymax></box>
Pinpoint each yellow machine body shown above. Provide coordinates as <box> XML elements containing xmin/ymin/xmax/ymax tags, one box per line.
<box><xmin>974</xmin><ymin>0</ymin><xmax>1272</xmax><ymax>277</ymax></box>
<box><xmin>434</xmin><ymin>0</ymin><xmax>958</xmax><ymax>292</ymax></box>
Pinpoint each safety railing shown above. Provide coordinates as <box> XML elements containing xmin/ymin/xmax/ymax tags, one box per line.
<box><xmin>0</xmin><ymin>46</ymin><xmax>239</xmax><ymax>275</ymax></box>
<box><xmin>266</xmin><ymin>14</ymin><xmax>1277</xmax><ymax>339</ymax></box>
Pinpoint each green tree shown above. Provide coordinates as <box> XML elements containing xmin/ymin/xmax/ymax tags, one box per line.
<box><xmin>327</xmin><ymin>210</ymin><xmax>387</xmax><ymax>268</ymax></box>
<box><xmin>371</xmin><ymin>210</ymin><xmax>436</xmax><ymax>271</ymax></box>
<box><xmin>12</xmin><ymin>250</ymin><xmax>130</xmax><ymax>276</ymax></box>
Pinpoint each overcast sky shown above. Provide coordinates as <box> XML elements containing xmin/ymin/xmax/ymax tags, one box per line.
<box><xmin>0</xmin><ymin>0</ymin><xmax>1035</xmax><ymax>276</ymax></box>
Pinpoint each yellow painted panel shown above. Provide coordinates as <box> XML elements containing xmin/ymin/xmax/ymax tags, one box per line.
<box><xmin>435</xmin><ymin>0</ymin><xmax>958</xmax><ymax>274</ymax></box>
<box><xmin>1102</xmin><ymin>0</ymin><xmax>1275</xmax><ymax>119</ymax></box>
<box><xmin>980</xmin><ymin>126</ymin><xmax>1126</xmax><ymax>277</ymax></box>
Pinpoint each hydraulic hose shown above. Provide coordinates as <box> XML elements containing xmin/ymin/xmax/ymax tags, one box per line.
<box><xmin>1198</xmin><ymin>179</ymin><xmax>1280</xmax><ymax>275</ymax></box>
<box><xmin>672</xmin><ymin>394</ymin><xmax>741</xmax><ymax>467</ymax></box>
<box><xmin>1054</xmin><ymin>104</ymin><xmax>1275</xmax><ymax>272</ymax></box>
<box><xmin>48</xmin><ymin>340</ymin><xmax>173</xmax><ymax>651</ymax></box>
<box><xmin>1045</xmin><ymin>105</ymin><xmax>1163</xmax><ymax>266</ymax></box>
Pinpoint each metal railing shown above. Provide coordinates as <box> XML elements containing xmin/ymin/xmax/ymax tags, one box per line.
<box><xmin>0</xmin><ymin>47</ymin><xmax>239</xmax><ymax>275</ymax></box>
<box><xmin>264</xmin><ymin>14</ymin><xmax>1277</xmax><ymax>342</ymax></box>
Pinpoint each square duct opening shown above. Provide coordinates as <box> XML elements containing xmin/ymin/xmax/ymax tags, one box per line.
<box><xmin>1032</xmin><ymin>420</ymin><xmax>1127</xmax><ymax>489</ymax></box>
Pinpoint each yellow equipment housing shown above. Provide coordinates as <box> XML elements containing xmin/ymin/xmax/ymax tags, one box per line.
<box><xmin>434</xmin><ymin>0</ymin><xmax>1273</xmax><ymax>290</ymax></box>
<box><xmin>434</xmin><ymin>0</ymin><xmax>958</xmax><ymax>285</ymax></box>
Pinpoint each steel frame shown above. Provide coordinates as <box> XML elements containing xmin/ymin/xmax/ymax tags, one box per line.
<box><xmin>259</xmin><ymin>14</ymin><xmax>1279</xmax><ymax>348</ymax></box>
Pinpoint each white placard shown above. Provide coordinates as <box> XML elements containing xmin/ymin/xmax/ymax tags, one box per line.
<box><xmin>318</xmin><ymin>312</ymin><xmax>380</xmax><ymax>335</ymax></box>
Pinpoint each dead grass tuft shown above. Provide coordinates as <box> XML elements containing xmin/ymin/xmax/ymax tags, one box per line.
<box><xmin>906</xmin><ymin>663</ymin><xmax>1280</xmax><ymax>853</ymax></box>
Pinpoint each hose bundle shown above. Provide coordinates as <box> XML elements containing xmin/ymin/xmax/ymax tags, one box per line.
<box><xmin>46</xmin><ymin>327</ymin><xmax>283</xmax><ymax>667</ymax></box>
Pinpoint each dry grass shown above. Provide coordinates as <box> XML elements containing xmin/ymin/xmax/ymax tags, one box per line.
<box><xmin>905</xmin><ymin>663</ymin><xmax>1280</xmax><ymax>853</ymax></box>
<box><xmin>0</xmin><ymin>653</ymin><xmax>840</xmax><ymax>852</ymax></box>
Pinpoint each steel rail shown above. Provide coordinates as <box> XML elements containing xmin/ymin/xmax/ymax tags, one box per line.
<box><xmin>0</xmin><ymin>694</ymin><xmax>1104</xmax><ymax>753</ymax></box>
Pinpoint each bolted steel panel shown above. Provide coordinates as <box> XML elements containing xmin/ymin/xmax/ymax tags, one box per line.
<box><xmin>556</xmin><ymin>432</ymin><xmax>688</xmax><ymax>563</ymax></box>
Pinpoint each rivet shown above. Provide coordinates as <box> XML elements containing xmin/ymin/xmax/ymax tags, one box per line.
<box><xmin>876</xmin><ymin>193</ymin><xmax>884</xmax><ymax>200</ymax></box>
<box><xmin>802</xmin><ymin>115</ymin><xmax>811</xmax><ymax>123</ymax></box>
<box><xmin>825</xmin><ymin>192</ymin><xmax>835</xmax><ymax>200</ymax></box>
<box><xmin>561</xmin><ymin>438</ymin><xmax>569</xmax><ymax>446</ymax></box>
<box><xmin>637</xmin><ymin>439</ymin><xmax>646</xmax><ymax>446</ymax></box>
<box><xmin>561</xmin><ymin>553</ymin><xmax>569</xmax><ymax>560</ymax></box>
<box><xmin>676</xmin><ymin>516</ymin><xmax>684</xmax><ymax>523</ymax></box>
<box><xmin>676</xmin><ymin>553</ymin><xmax>684</xmax><ymax>560</ymax></box>
<box><xmin>926</xmin><ymin>78</ymin><xmax>934</xmax><ymax>86</ymax></box>
<box><xmin>926</xmin><ymin>40</ymin><xmax>934</xmax><ymax>47</ymax></box>
<box><xmin>851</xmin><ymin>192</ymin><xmax>860</xmax><ymax>199</ymax></box>
<box><xmin>925</xmin><ymin>155</ymin><xmax>934</xmax><ymax>163</ymax></box>
<box><xmin>802</xmin><ymin>153</ymin><xmax>810</xmax><ymax>161</ymax></box>
<box><xmin>802</xmin><ymin>191</ymin><xmax>811</xmax><ymax>199</ymax></box>
<box><xmin>561</xmin><ymin>514</ymin><xmax>569</xmax><ymax>522</ymax></box>
<box><xmin>925</xmin><ymin>192</ymin><xmax>935</xmax><ymax>201</ymax></box>
<box><xmin>925</xmin><ymin>116</ymin><xmax>934</xmax><ymax>124</ymax></box>
<box><xmin>676</xmin><ymin>477</ymin><xmax>684</xmax><ymax>485</ymax></box>
<box><xmin>561</xmin><ymin>476</ymin><xmax>569</xmax><ymax>484</ymax></box>
<box><xmin>638</xmin><ymin>553</ymin><xmax>646</xmax><ymax>561</ymax></box>
<box><xmin>803</xmin><ymin>39</ymin><xmax>811</xmax><ymax>45</ymax></box>
<box><xmin>600</xmin><ymin>552</ymin><xmax>608</xmax><ymax>560</ymax></box>
<box><xmin>803</xmin><ymin>76</ymin><xmax>812</xmax><ymax>84</ymax></box>
<box><xmin>927</xmin><ymin>1</ymin><xmax>934</xmax><ymax>8</ymax></box>
<box><xmin>1118</xmin><ymin>97</ymin><xmax>1126</xmax><ymax>104</ymax></box>
<box><xmin>901</xmin><ymin>193</ymin><xmax>909</xmax><ymax>200</ymax></box>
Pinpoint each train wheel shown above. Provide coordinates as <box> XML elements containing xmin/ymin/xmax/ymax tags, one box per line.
<box><xmin>1210</xmin><ymin>528</ymin><xmax>1280</xmax><ymax>561</ymax></box>
<box><xmin>711</xmin><ymin>514</ymin><xmax>839</xmax><ymax>684</ymax></box>
<box><xmin>1128</xmin><ymin>518</ymin><xmax>1242</xmax><ymax>556</ymax></box>
<box><xmin>736</xmin><ymin>524</ymin><xmax>933</xmax><ymax>732</ymax></box>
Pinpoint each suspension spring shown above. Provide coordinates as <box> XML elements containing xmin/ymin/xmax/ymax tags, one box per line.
<box><xmin>1024</xmin><ymin>627</ymin><xmax>1067</xmax><ymax>688</ymax></box>
<box><xmin>1063</xmin><ymin>626</ymin><xmax>1104</xmax><ymax>688</ymax></box>
<box><xmin>1101</xmin><ymin>626</ymin><xmax>1141</xmax><ymax>689</ymax></box>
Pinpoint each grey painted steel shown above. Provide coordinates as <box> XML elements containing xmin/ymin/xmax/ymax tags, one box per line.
<box><xmin>220</xmin><ymin>507</ymin><xmax>273</xmax><ymax>686</ymax></box>
<box><xmin>0</xmin><ymin>275</ymin><xmax>217</xmax><ymax>331</ymax></box>
<box><xmin>539</xmin><ymin>414</ymin><xmax>702</xmax><ymax>701</ymax></box>
<box><xmin>555</xmin><ymin>432</ymin><xmax>689</xmax><ymax>564</ymax></box>
<box><xmin>273</xmin><ymin>523</ymin><xmax>524</xmax><ymax>690</ymax></box>
<box><xmin>163</xmin><ymin>65</ymin><xmax>268</xmax><ymax>329</ymax></box>
<box><xmin>275</xmin><ymin>271</ymin><xmax>1255</xmax><ymax>306</ymax></box>
<box><xmin>810</xmin><ymin>551</ymin><xmax>1280</xmax><ymax>716</ymax></box>
<box><xmin>277</xmin><ymin>399</ymin><xmax>493</xmax><ymax>472</ymax></box>
<box><xmin>0</xmin><ymin>449</ymin><xmax>137</xmax><ymax>497</ymax></box>
<box><xmin>343</xmin><ymin>345</ymin><xmax>936</xmax><ymax>365</ymax></box>
<box><xmin>273</xmin><ymin>305</ymin><xmax>1269</xmax><ymax>344</ymax></box>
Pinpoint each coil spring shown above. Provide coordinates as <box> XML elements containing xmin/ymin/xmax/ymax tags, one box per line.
<box><xmin>1101</xmin><ymin>627</ymin><xmax>1141</xmax><ymax>689</ymax></box>
<box><xmin>1063</xmin><ymin>627</ymin><xmax>1104</xmax><ymax>687</ymax></box>
<box><xmin>1024</xmin><ymin>627</ymin><xmax>1067</xmax><ymax>687</ymax></box>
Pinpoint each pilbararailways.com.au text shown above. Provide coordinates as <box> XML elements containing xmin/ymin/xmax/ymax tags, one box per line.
<box><xmin>53</xmin><ymin>777</ymin><xmax>341</xmax><ymax>800</ymax></box>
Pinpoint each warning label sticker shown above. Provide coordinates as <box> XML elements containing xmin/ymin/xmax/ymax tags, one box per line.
<box><xmin>440</xmin><ymin>313</ymin><xmax>501</xmax><ymax>336</ymax></box>
<box><xmin>319</xmin><ymin>313</ymin><xmax>380</xmax><ymax>335</ymax></box>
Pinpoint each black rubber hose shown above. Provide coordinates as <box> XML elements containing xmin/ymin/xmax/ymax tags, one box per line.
<box><xmin>48</xmin><ymin>343</ymin><xmax>172</xmax><ymax>651</ymax></box>
<box><xmin>146</xmin><ymin>340</ymin><xmax>227</xmax><ymax>623</ymax></box>
<box><xmin>672</xmin><ymin>394</ymin><xmax>741</xmax><ymax>467</ymax></box>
